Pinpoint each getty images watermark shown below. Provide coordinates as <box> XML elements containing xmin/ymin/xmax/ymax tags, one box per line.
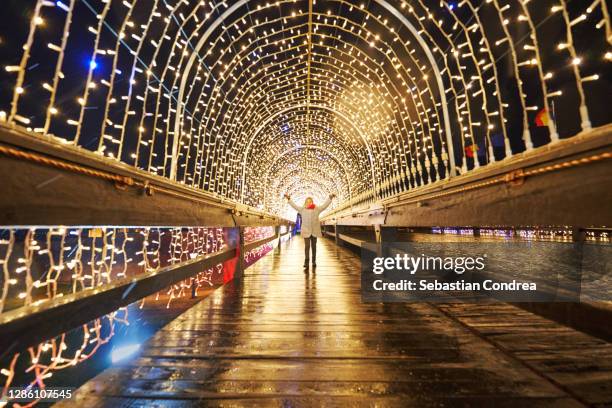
<box><xmin>361</xmin><ymin>242</ymin><xmax>611</xmax><ymax>302</ymax></box>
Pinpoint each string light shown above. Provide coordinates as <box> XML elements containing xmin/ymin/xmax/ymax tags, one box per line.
<box><xmin>0</xmin><ymin>226</ymin><xmax>241</xmax><ymax>401</ymax></box>
<box><xmin>0</xmin><ymin>224</ymin><xmax>279</xmax><ymax>401</ymax></box>
<box><xmin>2</xmin><ymin>0</ymin><xmax>608</xmax><ymax>218</ymax></box>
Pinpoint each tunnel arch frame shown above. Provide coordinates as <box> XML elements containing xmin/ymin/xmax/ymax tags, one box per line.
<box><xmin>237</xmin><ymin>103</ymin><xmax>375</xmax><ymax>202</ymax></box>
<box><xmin>172</xmin><ymin>0</ymin><xmax>456</xmax><ymax>197</ymax></box>
<box><xmin>261</xmin><ymin>144</ymin><xmax>354</xmax><ymax>211</ymax></box>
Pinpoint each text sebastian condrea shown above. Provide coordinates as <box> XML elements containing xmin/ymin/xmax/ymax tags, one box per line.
<box><xmin>373</xmin><ymin>280</ymin><xmax>537</xmax><ymax>291</ymax></box>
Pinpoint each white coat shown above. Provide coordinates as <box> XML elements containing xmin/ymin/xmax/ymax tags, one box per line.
<box><xmin>288</xmin><ymin>197</ymin><xmax>332</xmax><ymax>238</ymax></box>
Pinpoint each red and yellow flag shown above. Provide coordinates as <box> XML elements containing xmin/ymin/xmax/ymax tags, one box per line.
<box><xmin>535</xmin><ymin>108</ymin><xmax>549</xmax><ymax>127</ymax></box>
<box><xmin>464</xmin><ymin>144</ymin><xmax>479</xmax><ymax>158</ymax></box>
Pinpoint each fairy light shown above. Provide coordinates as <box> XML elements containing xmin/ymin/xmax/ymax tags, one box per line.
<box><xmin>243</xmin><ymin>226</ymin><xmax>277</xmax><ymax>265</ymax></box>
<box><xmin>556</xmin><ymin>3</ymin><xmax>593</xmax><ymax>131</ymax></box>
<box><xmin>1</xmin><ymin>0</ymin><xmax>606</xmax><ymax>215</ymax></box>
<box><xmin>0</xmin><ymin>225</ymin><xmax>242</xmax><ymax>401</ymax></box>
<box><xmin>0</xmin><ymin>0</ymin><xmax>607</xmax><ymax>207</ymax></box>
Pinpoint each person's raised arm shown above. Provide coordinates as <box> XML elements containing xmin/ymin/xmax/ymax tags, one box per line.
<box><xmin>318</xmin><ymin>193</ymin><xmax>335</xmax><ymax>212</ymax></box>
<box><xmin>284</xmin><ymin>193</ymin><xmax>302</xmax><ymax>212</ymax></box>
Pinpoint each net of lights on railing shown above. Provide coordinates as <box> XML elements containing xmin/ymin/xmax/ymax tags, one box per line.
<box><xmin>432</xmin><ymin>226</ymin><xmax>611</xmax><ymax>242</ymax></box>
<box><xmin>243</xmin><ymin>225</ymin><xmax>279</xmax><ymax>265</ymax></box>
<box><xmin>0</xmin><ymin>227</ymin><xmax>225</xmax><ymax>397</ymax></box>
<box><xmin>0</xmin><ymin>225</ymin><xmax>280</xmax><ymax>403</ymax></box>
<box><xmin>0</xmin><ymin>227</ymin><xmax>227</xmax><ymax>313</ymax></box>
<box><xmin>0</xmin><ymin>0</ymin><xmax>609</xmax><ymax>219</ymax></box>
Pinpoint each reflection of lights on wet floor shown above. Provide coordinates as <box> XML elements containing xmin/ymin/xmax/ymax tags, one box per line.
<box><xmin>111</xmin><ymin>344</ymin><xmax>141</xmax><ymax>363</ymax></box>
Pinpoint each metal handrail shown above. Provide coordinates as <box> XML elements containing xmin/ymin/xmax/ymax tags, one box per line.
<box><xmin>0</xmin><ymin>123</ymin><xmax>291</xmax><ymax>226</ymax></box>
<box><xmin>0</xmin><ymin>245</ymin><xmax>236</xmax><ymax>358</ymax></box>
<box><xmin>244</xmin><ymin>234</ymin><xmax>279</xmax><ymax>252</ymax></box>
<box><xmin>322</xmin><ymin>124</ymin><xmax>612</xmax><ymax>222</ymax></box>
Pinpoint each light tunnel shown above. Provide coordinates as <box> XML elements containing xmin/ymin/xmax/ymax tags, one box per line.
<box><xmin>1</xmin><ymin>0</ymin><xmax>610</xmax><ymax>219</ymax></box>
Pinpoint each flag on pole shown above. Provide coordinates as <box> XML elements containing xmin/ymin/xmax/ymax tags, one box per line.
<box><xmin>535</xmin><ymin>108</ymin><xmax>549</xmax><ymax>127</ymax></box>
<box><xmin>464</xmin><ymin>144</ymin><xmax>479</xmax><ymax>158</ymax></box>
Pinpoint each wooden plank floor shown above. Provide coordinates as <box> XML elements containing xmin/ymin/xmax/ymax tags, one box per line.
<box><xmin>56</xmin><ymin>236</ymin><xmax>611</xmax><ymax>407</ymax></box>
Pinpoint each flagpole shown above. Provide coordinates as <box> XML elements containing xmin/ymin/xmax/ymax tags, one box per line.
<box><xmin>551</xmin><ymin>100</ymin><xmax>556</xmax><ymax>124</ymax></box>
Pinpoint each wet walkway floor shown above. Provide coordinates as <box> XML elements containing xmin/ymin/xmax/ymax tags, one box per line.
<box><xmin>57</xmin><ymin>236</ymin><xmax>612</xmax><ymax>407</ymax></box>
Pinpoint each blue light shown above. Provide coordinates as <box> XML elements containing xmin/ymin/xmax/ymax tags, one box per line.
<box><xmin>449</xmin><ymin>3</ymin><xmax>456</xmax><ymax>10</ymax></box>
<box><xmin>111</xmin><ymin>343</ymin><xmax>141</xmax><ymax>363</ymax></box>
<box><xmin>89</xmin><ymin>59</ymin><xmax>97</xmax><ymax>70</ymax></box>
<box><xmin>56</xmin><ymin>1</ymin><xmax>70</xmax><ymax>12</ymax></box>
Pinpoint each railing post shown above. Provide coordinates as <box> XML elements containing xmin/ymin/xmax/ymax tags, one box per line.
<box><xmin>375</xmin><ymin>224</ymin><xmax>382</xmax><ymax>256</ymax></box>
<box><xmin>276</xmin><ymin>225</ymin><xmax>281</xmax><ymax>245</ymax></box>
<box><xmin>236</xmin><ymin>226</ymin><xmax>245</xmax><ymax>279</ymax></box>
<box><xmin>379</xmin><ymin>226</ymin><xmax>398</xmax><ymax>257</ymax></box>
<box><xmin>572</xmin><ymin>227</ymin><xmax>586</xmax><ymax>243</ymax></box>
<box><xmin>191</xmin><ymin>278</ymin><xmax>197</xmax><ymax>298</ymax></box>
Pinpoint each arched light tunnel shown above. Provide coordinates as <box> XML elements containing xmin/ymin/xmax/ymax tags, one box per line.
<box><xmin>0</xmin><ymin>0</ymin><xmax>611</xmax><ymax>405</ymax></box>
<box><xmin>2</xmin><ymin>0</ymin><xmax>610</xmax><ymax>215</ymax></box>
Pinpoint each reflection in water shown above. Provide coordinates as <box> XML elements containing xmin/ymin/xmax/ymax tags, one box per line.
<box><xmin>430</xmin><ymin>226</ymin><xmax>610</xmax><ymax>244</ymax></box>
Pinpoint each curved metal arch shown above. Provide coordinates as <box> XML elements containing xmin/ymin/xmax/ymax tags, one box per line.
<box><xmin>260</xmin><ymin>144</ymin><xmax>354</xmax><ymax>208</ymax></box>
<box><xmin>237</xmin><ymin>103</ymin><xmax>376</xmax><ymax>200</ymax></box>
<box><xmin>270</xmin><ymin>172</ymin><xmax>341</xmax><ymax>215</ymax></box>
<box><xmin>172</xmin><ymin>0</ymin><xmax>247</xmax><ymax>180</ymax></box>
<box><xmin>172</xmin><ymin>0</ymin><xmax>454</xmax><ymax>192</ymax></box>
<box><xmin>376</xmin><ymin>0</ymin><xmax>456</xmax><ymax>177</ymax></box>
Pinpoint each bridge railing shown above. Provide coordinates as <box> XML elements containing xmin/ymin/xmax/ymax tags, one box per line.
<box><xmin>0</xmin><ymin>224</ymin><xmax>290</xmax><ymax>356</ymax></box>
<box><xmin>0</xmin><ymin>123</ymin><xmax>293</xmax><ymax>396</ymax></box>
<box><xmin>322</xmin><ymin>124</ymin><xmax>612</xmax><ymax>228</ymax></box>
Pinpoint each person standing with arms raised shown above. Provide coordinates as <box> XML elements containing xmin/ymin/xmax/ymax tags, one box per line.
<box><xmin>284</xmin><ymin>193</ymin><xmax>335</xmax><ymax>269</ymax></box>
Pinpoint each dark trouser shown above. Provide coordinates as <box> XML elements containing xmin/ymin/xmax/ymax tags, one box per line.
<box><xmin>304</xmin><ymin>236</ymin><xmax>317</xmax><ymax>262</ymax></box>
